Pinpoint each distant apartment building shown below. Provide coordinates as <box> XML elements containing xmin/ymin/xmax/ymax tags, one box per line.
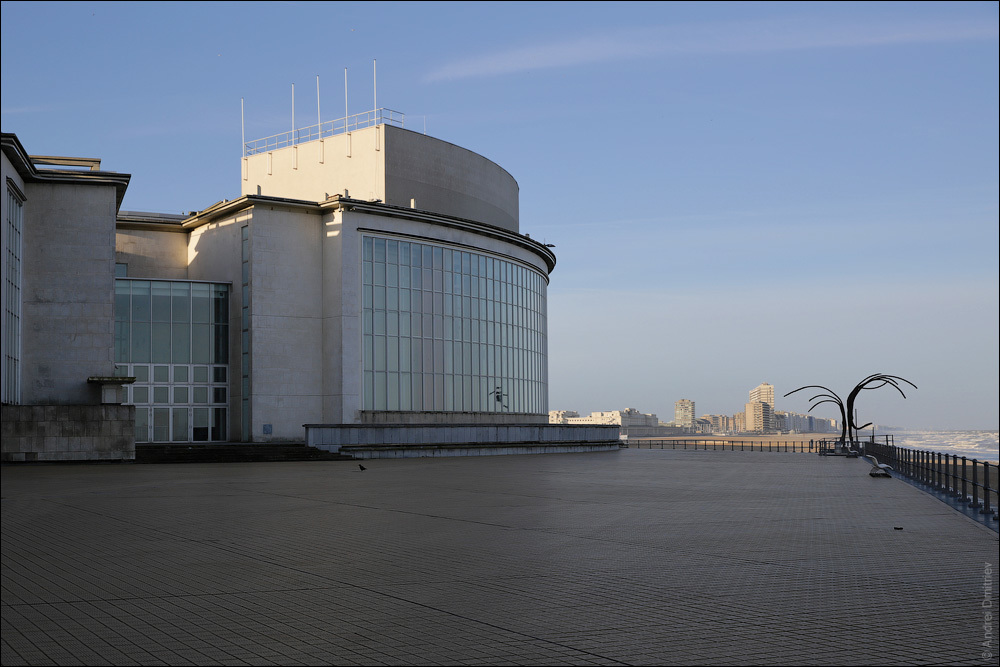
<box><xmin>811</xmin><ymin>416</ymin><xmax>838</xmax><ymax>433</ymax></box>
<box><xmin>775</xmin><ymin>410</ymin><xmax>838</xmax><ymax>434</ymax></box>
<box><xmin>674</xmin><ymin>399</ymin><xmax>695</xmax><ymax>429</ymax></box>
<box><xmin>749</xmin><ymin>382</ymin><xmax>774</xmax><ymax>408</ymax></box>
<box><xmin>732</xmin><ymin>410</ymin><xmax>746</xmax><ymax>433</ymax></box>
<box><xmin>745</xmin><ymin>401</ymin><xmax>774</xmax><ymax>433</ymax></box>
<box><xmin>703</xmin><ymin>414</ymin><xmax>732</xmax><ymax>434</ymax></box>
<box><xmin>566</xmin><ymin>408</ymin><xmax>658</xmax><ymax>428</ymax></box>
<box><xmin>548</xmin><ymin>410</ymin><xmax>580</xmax><ymax>424</ymax></box>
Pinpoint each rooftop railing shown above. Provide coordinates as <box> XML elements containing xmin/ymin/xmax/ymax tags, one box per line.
<box><xmin>243</xmin><ymin>108</ymin><xmax>405</xmax><ymax>157</ymax></box>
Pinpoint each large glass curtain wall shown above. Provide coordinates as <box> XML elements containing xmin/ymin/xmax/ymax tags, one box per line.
<box><xmin>2</xmin><ymin>187</ymin><xmax>23</xmax><ymax>404</ymax></box>
<box><xmin>362</xmin><ymin>235</ymin><xmax>547</xmax><ymax>414</ymax></box>
<box><xmin>115</xmin><ymin>280</ymin><xmax>230</xmax><ymax>442</ymax></box>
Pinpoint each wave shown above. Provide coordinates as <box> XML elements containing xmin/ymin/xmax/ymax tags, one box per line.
<box><xmin>887</xmin><ymin>430</ymin><xmax>999</xmax><ymax>463</ymax></box>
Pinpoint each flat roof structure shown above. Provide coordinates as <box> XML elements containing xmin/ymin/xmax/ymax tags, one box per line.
<box><xmin>2</xmin><ymin>449</ymin><xmax>997</xmax><ymax>666</ymax></box>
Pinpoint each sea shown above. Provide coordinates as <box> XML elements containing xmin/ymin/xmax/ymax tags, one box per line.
<box><xmin>884</xmin><ymin>430</ymin><xmax>999</xmax><ymax>463</ymax></box>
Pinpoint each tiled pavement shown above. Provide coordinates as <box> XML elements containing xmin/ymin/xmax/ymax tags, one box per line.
<box><xmin>2</xmin><ymin>449</ymin><xmax>997</xmax><ymax>666</ymax></box>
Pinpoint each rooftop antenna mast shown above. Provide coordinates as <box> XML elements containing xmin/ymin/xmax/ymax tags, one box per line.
<box><xmin>291</xmin><ymin>83</ymin><xmax>295</xmax><ymax>144</ymax></box>
<box><xmin>373</xmin><ymin>58</ymin><xmax>377</xmax><ymax>120</ymax></box>
<box><xmin>240</xmin><ymin>97</ymin><xmax>245</xmax><ymax>158</ymax></box>
<box><xmin>344</xmin><ymin>68</ymin><xmax>349</xmax><ymax>133</ymax></box>
<box><xmin>316</xmin><ymin>75</ymin><xmax>321</xmax><ymax>137</ymax></box>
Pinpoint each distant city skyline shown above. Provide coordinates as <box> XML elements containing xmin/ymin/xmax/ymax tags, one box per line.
<box><xmin>3</xmin><ymin>1</ymin><xmax>997</xmax><ymax>430</ymax></box>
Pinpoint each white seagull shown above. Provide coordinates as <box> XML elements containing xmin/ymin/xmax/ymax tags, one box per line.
<box><xmin>864</xmin><ymin>455</ymin><xmax>893</xmax><ymax>478</ymax></box>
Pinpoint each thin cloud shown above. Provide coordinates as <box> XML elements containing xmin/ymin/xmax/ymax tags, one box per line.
<box><xmin>426</xmin><ymin>16</ymin><xmax>998</xmax><ymax>82</ymax></box>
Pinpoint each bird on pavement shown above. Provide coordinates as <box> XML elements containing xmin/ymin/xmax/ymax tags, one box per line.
<box><xmin>358</xmin><ymin>464</ymin><xmax>367</xmax><ymax>471</ymax></box>
<box><xmin>864</xmin><ymin>455</ymin><xmax>892</xmax><ymax>478</ymax></box>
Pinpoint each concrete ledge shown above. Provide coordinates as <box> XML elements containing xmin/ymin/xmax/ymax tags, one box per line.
<box><xmin>305</xmin><ymin>423</ymin><xmax>621</xmax><ymax>458</ymax></box>
<box><xmin>341</xmin><ymin>441</ymin><xmax>621</xmax><ymax>459</ymax></box>
<box><xmin>1</xmin><ymin>404</ymin><xmax>135</xmax><ymax>462</ymax></box>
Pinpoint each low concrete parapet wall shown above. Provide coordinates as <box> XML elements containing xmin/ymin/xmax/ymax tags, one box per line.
<box><xmin>305</xmin><ymin>423</ymin><xmax>621</xmax><ymax>459</ymax></box>
<box><xmin>1</xmin><ymin>405</ymin><xmax>136</xmax><ymax>462</ymax></box>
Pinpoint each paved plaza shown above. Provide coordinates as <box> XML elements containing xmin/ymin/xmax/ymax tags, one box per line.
<box><xmin>2</xmin><ymin>448</ymin><xmax>998</xmax><ymax>666</ymax></box>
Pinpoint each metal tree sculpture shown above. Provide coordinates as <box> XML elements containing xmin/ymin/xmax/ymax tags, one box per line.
<box><xmin>785</xmin><ymin>373</ymin><xmax>916</xmax><ymax>445</ymax></box>
<box><xmin>844</xmin><ymin>374</ymin><xmax>917</xmax><ymax>443</ymax></box>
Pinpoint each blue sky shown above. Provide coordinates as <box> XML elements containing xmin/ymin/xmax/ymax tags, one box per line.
<box><xmin>3</xmin><ymin>1</ymin><xmax>997</xmax><ymax>430</ymax></box>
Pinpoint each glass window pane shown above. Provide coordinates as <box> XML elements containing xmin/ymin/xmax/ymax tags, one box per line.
<box><xmin>174</xmin><ymin>387</ymin><xmax>189</xmax><ymax>403</ymax></box>
<box><xmin>153</xmin><ymin>366</ymin><xmax>169</xmax><ymax>383</ymax></box>
<box><xmin>132</xmin><ymin>323</ymin><xmax>150</xmax><ymax>362</ymax></box>
<box><xmin>213</xmin><ymin>286</ymin><xmax>228</xmax><ymax>324</ymax></box>
<box><xmin>174</xmin><ymin>366</ymin><xmax>189</xmax><ymax>382</ymax></box>
<box><xmin>193</xmin><ymin>408</ymin><xmax>210</xmax><ymax>442</ymax></box>
<box><xmin>387</xmin><ymin>373</ymin><xmax>399</xmax><ymax>410</ymax></box>
<box><xmin>213</xmin><ymin>367</ymin><xmax>227</xmax><ymax>383</ymax></box>
<box><xmin>172</xmin><ymin>408</ymin><xmax>188</xmax><ymax>441</ymax></box>
<box><xmin>214</xmin><ymin>324</ymin><xmax>228</xmax><ymax>363</ymax></box>
<box><xmin>151</xmin><ymin>323</ymin><xmax>170</xmax><ymax>363</ymax></box>
<box><xmin>135</xmin><ymin>408</ymin><xmax>149</xmax><ymax>442</ymax></box>
<box><xmin>193</xmin><ymin>386</ymin><xmax>208</xmax><ymax>403</ymax></box>
<box><xmin>375</xmin><ymin>373</ymin><xmax>386</xmax><ymax>410</ymax></box>
<box><xmin>213</xmin><ymin>387</ymin><xmax>227</xmax><ymax>403</ymax></box>
<box><xmin>171</xmin><ymin>283</ymin><xmax>190</xmax><ymax>322</ymax></box>
<box><xmin>212</xmin><ymin>408</ymin><xmax>227</xmax><ymax>441</ymax></box>
<box><xmin>193</xmin><ymin>366</ymin><xmax>209</xmax><ymax>383</ymax></box>
<box><xmin>115</xmin><ymin>321</ymin><xmax>129</xmax><ymax>363</ymax></box>
<box><xmin>192</xmin><ymin>324</ymin><xmax>210</xmax><ymax>363</ymax></box>
<box><xmin>192</xmin><ymin>283</ymin><xmax>211</xmax><ymax>323</ymax></box>
<box><xmin>153</xmin><ymin>386</ymin><xmax>169</xmax><ymax>404</ymax></box>
<box><xmin>151</xmin><ymin>282</ymin><xmax>171</xmax><ymax>321</ymax></box>
<box><xmin>130</xmin><ymin>281</ymin><xmax>150</xmax><ymax>322</ymax></box>
<box><xmin>172</xmin><ymin>324</ymin><xmax>190</xmax><ymax>363</ymax></box>
<box><xmin>115</xmin><ymin>281</ymin><xmax>130</xmax><ymax>322</ymax></box>
<box><xmin>133</xmin><ymin>386</ymin><xmax>149</xmax><ymax>404</ymax></box>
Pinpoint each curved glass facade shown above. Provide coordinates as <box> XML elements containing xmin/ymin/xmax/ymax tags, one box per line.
<box><xmin>362</xmin><ymin>235</ymin><xmax>547</xmax><ymax>414</ymax></box>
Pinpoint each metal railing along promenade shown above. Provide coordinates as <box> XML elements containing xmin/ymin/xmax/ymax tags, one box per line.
<box><xmin>243</xmin><ymin>108</ymin><xmax>405</xmax><ymax>156</ymax></box>
<box><xmin>625</xmin><ymin>439</ymin><xmax>822</xmax><ymax>453</ymax></box>
<box><xmin>862</xmin><ymin>440</ymin><xmax>998</xmax><ymax>521</ymax></box>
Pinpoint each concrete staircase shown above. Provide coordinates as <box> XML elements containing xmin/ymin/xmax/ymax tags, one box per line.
<box><xmin>135</xmin><ymin>443</ymin><xmax>354</xmax><ymax>464</ymax></box>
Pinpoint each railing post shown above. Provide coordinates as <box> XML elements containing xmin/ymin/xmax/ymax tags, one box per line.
<box><xmin>981</xmin><ymin>461</ymin><xmax>995</xmax><ymax>516</ymax></box>
<box><xmin>970</xmin><ymin>459</ymin><xmax>981</xmax><ymax>509</ymax></box>
<box><xmin>944</xmin><ymin>454</ymin><xmax>958</xmax><ymax>497</ymax></box>
<box><xmin>961</xmin><ymin>457</ymin><xmax>969</xmax><ymax>501</ymax></box>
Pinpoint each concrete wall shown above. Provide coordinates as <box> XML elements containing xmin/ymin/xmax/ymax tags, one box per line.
<box><xmin>116</xmin><ymin>229</ymin><xmax>189</xmax><ymax>279</ymax></box>
<box><xmin>383</xmin><ymin>126</ymin><xmax>518</xmax><ymax>232</ymax></box>
<box><xmin>242</xmin><ymin>127</ymin><xmax>383</xmax><ymax>203</ymax></box>
<box><xmin>187</xmin><ymin>212</ymin><xmax>245</xmax><ymax>440</ymax></box>
<box><xmin>245</xmin><ymin>206</ymin><xmax>325</xmax><ymax>442</ymax></box>
<box><xmin>361</xmin><ymin>411</ymin><xmax>548</xmax><ymax>425</ymax></box>
<box><xmin>21</xmin><ymin>182</ymin><xmax>118</xmax><ymax>404</ymax></box>
<box><xmin>320</xmin><ymin>207</ymin><xmax>351</xmax><ymax>426</ymax></box>
<box><xmin>306</xmin><ymin>423</ymin><xmax>620</xmax><ymax>455</ymax></box>
<box><xmin>1</xmin><ymin>404</ymin><xmax>135</xmax><ymax>462</ymax></box>
<box><xmin>242</xmin><ymin>126</ymin><xmax>519</xmax><ymax>232</ymax></box>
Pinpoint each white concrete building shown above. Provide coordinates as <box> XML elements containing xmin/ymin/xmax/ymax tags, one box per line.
<box><xmin>3</xmin><ymin>112</ymin><xmax>619</xmax><ymax>459</ymax></box>
<box><xmin>566</xmin><ymin>408</ymin><xmax>659</xmax><ymax>428</ymax></box>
